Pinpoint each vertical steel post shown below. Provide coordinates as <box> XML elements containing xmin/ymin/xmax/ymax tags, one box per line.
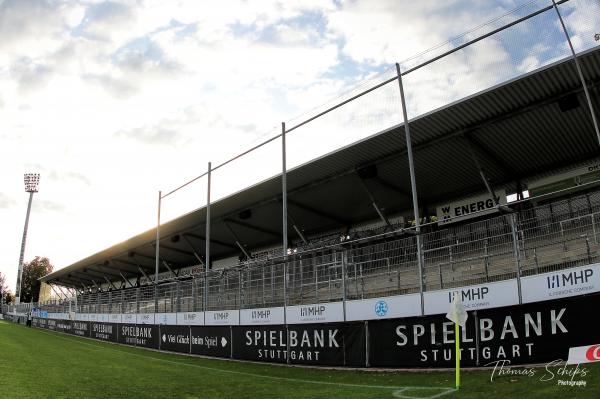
<box><xmin>281</xmin><ymin>122</ymin><xmax>290</xmax><ymax>364</ymax></box>
<box><xmin>282</xmin><ymin>122</ymin><xmax>288</xmax><ymax>316</ymax></box>
<box><xmin>509</xmin><ymin>214</ymin><xmax>523</xmax><ymax>304</ymax></box>
<box><xmin>205</xmin><ymin>162</ymin><xmax>212</xmax><ymax>322</ymax></box>
<box><xmin>552</xmin><ymin>0</ymin><xmax>600</xmax><ymax>145</ymax></box>
<box><xmin>155</xmin><ymin>191</ymin><xmax>161</xmax><ymax>313</ymax></box>
<box><xmin>16</xmin><ymin>191</ymin><xmax>35</xmax><ymax>304</ymax></box>
<box><xmin>396</xmin><ymin>63</ymin><xmax>425</xmax><ymax>316</ymax></box>
<box><xmin>341</xmin><ymin>250</ymin><xmax>347</xmax><ymax>321</ymax></box>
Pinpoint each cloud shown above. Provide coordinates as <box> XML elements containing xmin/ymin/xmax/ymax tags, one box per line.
<box><xmin>48</xmin><ymin>171</ymin><xmax>92</xmax><ymax>186</ymax></box>
<box><xmin>0</xmin><ymin>193</ymin><xmax>16</xmax><ymax>209</ymax></box>
<box><xmin>78</xmin><ymin>1</ymin><xmax>136</xmax><ymax>43</ymax></box>
<box><xmin>115</xmin><ymin>124</ymin><xmax>181</xmax><ymax>145</ymax></box>
<box><xmin>9</xmin><ymin>58</ymin><xmax>55</xmax><ymax>94</ymax></box>
<box><xmin>82</xmin><ymin>73</ymin><xmax>139</xmax><ymax>99</ymax></box>
<box><xmin>0</xmin><ymin>0</ymin><xmax>84</xmax><ymax>63</ymax></box>
<box><xmin>32</xmin><ymin>199</ymin><xmax>66</xmax><ymax>213</ymax></box>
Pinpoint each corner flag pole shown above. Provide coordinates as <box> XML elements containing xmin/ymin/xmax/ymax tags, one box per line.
<box><xmin>455</xmin><ymin>320</ymin><xmax>460</xmax><ymax>389</ymax></box>
<box><xmin>446</xmin><ymin>296</ymin><xmax>467</xmax><ymax>390</ymax></box>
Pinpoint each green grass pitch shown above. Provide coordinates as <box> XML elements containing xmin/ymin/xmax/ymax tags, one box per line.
<box><xmin>1</xmin><ymin>320</ymin><xmax>599</xmax><ymax>398</ymax></box>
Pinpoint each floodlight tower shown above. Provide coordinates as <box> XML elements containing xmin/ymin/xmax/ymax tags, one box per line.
<box><xmin>15</xmin><ymin>173</ymin><xmax>40</xmax><ymax>304</ymax></box>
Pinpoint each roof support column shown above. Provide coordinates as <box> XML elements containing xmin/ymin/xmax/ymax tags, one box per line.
<box><xmin>104</xmin><ymin>276</ymin><xmax>118</xmax><ymax>291</ymax></box>
<box><xmin>224</xmin><ymin>221</ymin><xmax>251</xmax><ymax>259</ymax></box>
<box><xmin>162</xmin><ymin>260</ymin><xmax>177</xmax><ymax>278</ymax></box>
<box><xmin>120</xmin><ymin>272</ymin><xmax>134</xmax><ymax>288</ymax></box>
<box><xmin>182</xmin><ymin>234</ymin><xmax>205</xmax><ymax>267</ymax></box>
<box><xmin>357</xmin><ymin>177</ymin><xmax>391</xmax><ymax>227</ymax></box>
<box><xmin>57</xmin><ymin>285</ymin><xmax>70</xmax><ymax>300</ymax></box>
<box><xmin>287</xmin><ymin>211</ymin><xmax>308</xmax><ymax>245</ymax></box>
<box><xmin>552</xmin><ymin>0</ymin><xmax>600</xmax><ymax>145</ymax></box>
<box><xmin>50</xmin><ymin>284</ymin><xmax>64</xmax><ymax>300</ymax></box>
<box><xmin>396</xmin><ymin>63</ymin><xmax>425</xmax><ymax>316</ymax></box>
<box><xmin>155</xmin><ymin>190</ymin><xmax>161</xmax><ymax>313</ymax></box>
<box><xmin>465</xmin><ymin>139</ymin><xmax>499</xmax><ymax>205</ymax></box>
<box><xmin>138</xmin><ymin>266</ymin><xmax>150</xmax><ymax>284</ymax></box>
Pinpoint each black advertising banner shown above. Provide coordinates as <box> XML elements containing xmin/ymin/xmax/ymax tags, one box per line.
<box><xmin>55</xmin><ymin>320</ymin><xmax>72</xmax><ymax>334</ymax></box>
<box><xmin>119</xmin><ymin>324</ymin><xmax>159</xmax><ymax>349</ymax></box>
<box><xmin>287</xmin><ymin>322</ymin><xmax>365</xmax><ymax>366</ymax></box>
<box><xmin>36</xmin><ymin>318</ymin><xmax>48</xmax><ymax>329</ymax></box>
<box><xmin>160</xmin><ymin>325</ymin><xmax>191</xmax><ymax>354</ymax></box>
<box><xmin>232</xmin><ymin>322</ymin><xmax>366</xmax><ymax>366</ymax></box>
<box><xmin>90</xmin><ymin>322</ymin><xmax>118</xmax><ymax>342</ymax></box>
<box><xmin>190</xmin><ymin>326</ymin><xmax>231</xmax><ymax>358</ymax></box>
<box><xmin>368</xmin><ymin>293</ymin><xmax>600</xmax><ymax>367</ymax></box>
<box><xmin>47</xmin><ymin>319</ymin><xmax>57</xmax><ymax>331</ymax></box>
<box><xmin>72</xmin><ymin>321</ymin><xmax>89</xmax><ymax>337</ymax></box>
<box><xmin>232</xmin><ymin>325</ymin><xmax>287</xmax><ymax>364</ymax></box>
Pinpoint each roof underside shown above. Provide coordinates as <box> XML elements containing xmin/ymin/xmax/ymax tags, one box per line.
<box><xmin>44</xmin><ymin>47</ymin><xmax>600</xmax><ymax>288</ymax></box>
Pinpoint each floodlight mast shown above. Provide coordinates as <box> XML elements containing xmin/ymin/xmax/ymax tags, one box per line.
<box><xmin>15</xmin><ymin>173</ymin><xmax>40</xmax><ymax>304</ymax></box>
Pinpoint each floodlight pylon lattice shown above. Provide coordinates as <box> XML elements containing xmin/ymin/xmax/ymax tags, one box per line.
<box><xmin>15</xmin><ymin>173</ymin><xmax>40</xmax><ymax>304</ymax></box>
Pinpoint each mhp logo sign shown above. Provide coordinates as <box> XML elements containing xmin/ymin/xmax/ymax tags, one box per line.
<box><xmin>374</xmin><ymin>300</ymin><xmax>388</xmax><ymax>317</ymax></box>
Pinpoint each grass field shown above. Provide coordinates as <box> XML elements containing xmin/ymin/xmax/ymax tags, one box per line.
<box><xmin>1</xmin><ymin>320</ymin><xmax>599</xmax><ymax>399</ymax></box>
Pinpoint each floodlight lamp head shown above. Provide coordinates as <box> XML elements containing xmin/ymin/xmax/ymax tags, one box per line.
<box><xmin>24</xmin><ymin>173</ymin><xmax>40</xmax><ymax>193</ymax></box>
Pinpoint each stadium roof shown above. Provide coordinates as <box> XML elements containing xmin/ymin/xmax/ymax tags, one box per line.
<box><xmin>43</xmin><ymin>47</ymin><xmax>600</xmax><ymax>289</ymax></box>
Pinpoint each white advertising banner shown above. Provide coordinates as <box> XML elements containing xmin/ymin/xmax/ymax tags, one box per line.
<box><xmin>286</xmin><ymin>302</ymin><xmax>344</xmax><ymax>324</ymax></box>
<box><xmin>136</xmin><ymin>313</ymin><xmax>155</xmax><ymax>324</ymax></box>
<box><xmin>155</xmin><ymin>313</ymin><xmax>177</xmax><ymax>325</ymax></box>
<box><xmin>423</xmin><ymin>279</ymin><xmax>519</xmax><ymax>315</ymax></box>
<box><xmin>121</xmin><ymin>314</ymin><xmax>135</xmax><ymax>324</ymax></box>
<box><xmin>88</xmin><ymin>313</ymin><xmax>98</xmax><ymax>322</ymax></box>
<box><xmin>345</xmin><ymin>294</ymin><xmax>421</xmax><ymax>321</ymax></box>
<box><xmin>109</xmin><ymin>314</ymin><xmax>122</xmax><ymax>324</ymax></box>
<box><xmin>567</xmin><ymin>344</ymin><xmax>600</xmax><ymax>365</ymax></box>
<box><xmin>205</xmin><ymin>310</ymin><xmax>240</xmax><ymax>326</ymax></box>
<box><xmin>176</xmin><ymin>312</ymin><xmax>204</xmax><ymax>325</ymax></box>
<box><xmin>98</xmin><ymin>314</ymin><xmax>109</xmax><ymax>323</ymax></box>
<box><xmin>240</xmin><ymin>307</ymin><xmax>285</xmax><ymax>325</ymax></box>
<box><xmin>436</xmin><ymin>192</ymin><xmax>507</xmax><ymax>225</ymax></box>
<box><xmin>521</xmin><ymin>263</ymin><xmax>600</xmax><ymax>303</ymax></box>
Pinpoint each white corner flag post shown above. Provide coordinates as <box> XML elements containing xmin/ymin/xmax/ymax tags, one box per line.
<box><xmin>446</xmin><ymin>295</ymin><xmax>468</xmax><ymax>390</ymax></box>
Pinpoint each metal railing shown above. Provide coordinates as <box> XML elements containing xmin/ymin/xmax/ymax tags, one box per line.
<box><xmin>5</xmin><ymin>189</ymin><xmax>598</xmax><ymax>319</ymax></box>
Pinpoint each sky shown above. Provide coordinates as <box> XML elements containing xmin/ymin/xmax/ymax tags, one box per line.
<box><xmin>1</xmin><ymin>0</ymin><xmax>598</xmax><ymax>294</ymax></box>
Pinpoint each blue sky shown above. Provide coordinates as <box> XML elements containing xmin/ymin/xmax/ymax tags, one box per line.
<box><xmin>0</xmin><ymin>0</ymin><xmax>598</xmax><ymax>293</ymax></box>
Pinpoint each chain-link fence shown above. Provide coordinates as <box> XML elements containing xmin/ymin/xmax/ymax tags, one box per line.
<box><xmin>7</xmin><ymin>189</ymin><xmax>596</xmax><ymax>318</ymax></box>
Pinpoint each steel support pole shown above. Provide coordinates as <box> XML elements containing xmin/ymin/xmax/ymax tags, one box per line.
<box><xmin>552</xmin><ymin>0</ymin><xmax>600</xmax><ymax>145</ymax></box>
<box><xmin>510</xmin><ymin>214</ymin><xmax>523</xmax><ymax>304</ymax></box>
<box><xmin>16</xmin><ymin>191</ymin><xmax>35</xmax><ymax>304</ymax></box>
<box><xmin>342</xmin><ymin>251</ymin><xmax>347</xmax><ymax>321</ymax></box>
<box><xmin>282</xmin><ymin>122</ymin><xmax>288</xmax><ymax>312</ymax></box>
<box><xmin>155</xmin><ymin>191</ymin><xmax>161</xmax><ymax>313</ymax></box>
<box><xmin>396</xmin><ymin>63</ymin><xmax>425</xmax><ymax>316</ymax></box>
<box><xmin>281</xmin><ymin>122</ymin><xmax>291</xmax><ymax>364</ymax></box>
<box><xmin>205</xmin><ymin>162</ymin><xmax>212</xmax><ymax>322</ymax></box>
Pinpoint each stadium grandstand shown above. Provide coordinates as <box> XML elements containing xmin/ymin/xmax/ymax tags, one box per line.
<box><xmin>3</xmin><ymin>0</ymin><xmax>600</xmax><ymax>369</ymax></box>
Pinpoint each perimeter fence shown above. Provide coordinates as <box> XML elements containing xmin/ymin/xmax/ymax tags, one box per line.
<box><xmin>5</xmin><ymin>188</ymin><xmax>599</xmax><ymax>317</ymax></box>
